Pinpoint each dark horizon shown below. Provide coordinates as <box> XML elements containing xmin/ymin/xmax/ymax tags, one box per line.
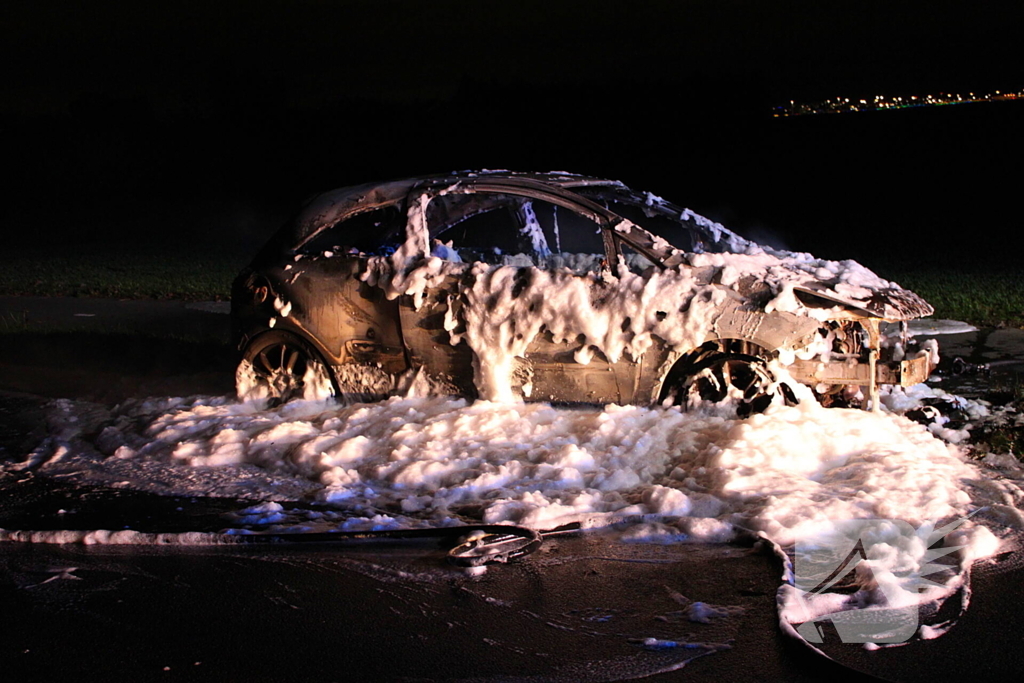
<box><xmin>5</xmin><ymin>1</ymin><xmax>1023</xmax><ymax>113</ymax></box>
<box><xmin>4</xmin><ymin>1</ymin><xmax>1023</xmax><ymax>264</ymax></box>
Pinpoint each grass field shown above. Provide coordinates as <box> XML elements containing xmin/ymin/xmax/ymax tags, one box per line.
<box><xmin>869</xmin><ymin>256</ymin><xmax>1024</xmax><ymax>329</ymax></box>
<box><xmin>3</xmin><ymin>247</ymin><xmax>1021</xmax><ymax>329</ymax></box>
<box><xmin>1</xmin><ymin>247</ymin><xmax>245</xmax><ymax>302</ymax></box>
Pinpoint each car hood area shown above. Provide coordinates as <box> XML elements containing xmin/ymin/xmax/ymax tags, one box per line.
<box><xmin>605</xmin><ymin>200</ymin><xmax>933</xmax><ymax>323</ymax></box>
<box><xmin>677</xmin><ymin>248</ymin><xmax>934</xmax><ymax>322</ymax></box>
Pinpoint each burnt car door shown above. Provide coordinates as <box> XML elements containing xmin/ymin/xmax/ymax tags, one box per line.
<box><xmin>292</xmin><ymin>204</ymin><xmax>410</xmax><ymax>397</ymax></box>
<box><xmin>395</xmin><ymin>185</ymin><xmax>640</xmax><ymax>404</ymax></box>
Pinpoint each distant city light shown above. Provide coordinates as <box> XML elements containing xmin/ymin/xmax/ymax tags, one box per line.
<box><xmin>774</xmin><ymin>87</ymin><xmax>1023</xmax><ymax>117</ymax></box>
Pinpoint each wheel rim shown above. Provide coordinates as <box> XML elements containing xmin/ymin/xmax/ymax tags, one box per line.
<box><xmin>662</xmin><ymin>341</ymin><xmax>797</xmax><ymax>416</ymax></box>
<box><xmin>239</xmin><ymin>333</ymin><xmax>334</xmax><ymax>405</ymax></box>
<box><xmin>685</xmin><ymin>353</ymin><xmax>777</xmax><ymax>414</ymax></box>
<box><xmin>254</xmin><ymin>343</ymin><xmax>309</xmax><ymax>383</ymax></box>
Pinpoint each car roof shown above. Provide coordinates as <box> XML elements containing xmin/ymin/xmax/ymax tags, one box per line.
<box><xmin>257</xmin><ymin>171</ymin><xmax>627</xmax><ymax>260</ymax></box>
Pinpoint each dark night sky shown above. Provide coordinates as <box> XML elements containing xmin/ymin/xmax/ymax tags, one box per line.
<box><xmin>5</xmin><ymin>1</ymin><xmax>1022</xmax><ymax>112</ymax></box>
<box><xmin>3</xmin><ymin>1</ymin><xmax>1023</xmax><ymax>258</ymax></box>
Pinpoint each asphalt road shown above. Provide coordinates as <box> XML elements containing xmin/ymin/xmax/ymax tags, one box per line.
<box><xmin>0</xmin><ymin>488</ymin><xmax>842</xmax><ymax>683</ymax></box>
<box><xmin>1</xmin><ymin>479</ymin><xmax>1021</xmax><ymax>683</ymax></box>
<box><xmin>0</xmin><ymin>296</ymin><xmax>234</xmax><ymax>405</ymax></box>
<box><xmin>2</xmin><ymin>297</ymin><xmax>1024</xmax><ymax>681</ymax></box>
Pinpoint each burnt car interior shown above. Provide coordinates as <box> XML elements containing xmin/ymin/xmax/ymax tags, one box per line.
<box><xmin>575</xmin><ymin>188</ymin><xmax>704</xmax><ymax>254</ymax></box>
<box><xmin>291</xmin><ymin>182</ymin><xmax>714</xmax><ymax>276</ymax></box>
<box><xmin>300</xmin><ymin>205</ymin><xmax>406</xmax><ymax>256</ymax></box>
<box><xmin>427</xmin><ymin>194</ymin><xmax>608</xmax><ymax>267</ymax></box>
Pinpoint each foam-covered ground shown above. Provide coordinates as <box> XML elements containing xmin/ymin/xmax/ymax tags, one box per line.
<box><xmin>11</xmin><ymin>391</ymin><xmax>1008</xmax><ymax>540</ymax></box>
<box><xmin>6</xmin><ymin>382</ymin><xmax>1024</xmax><ymax>649</ymax></box>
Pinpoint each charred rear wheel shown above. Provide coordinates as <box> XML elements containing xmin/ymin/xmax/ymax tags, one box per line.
<box><xmin>660</xmin><ymin>340</ymin><xmax>798</xmax><ymax>417</ymax></box>
<box><xmin>238</xmin><ymin>331</ymin><xmax>336</xmax><ymax>406</ymax></box>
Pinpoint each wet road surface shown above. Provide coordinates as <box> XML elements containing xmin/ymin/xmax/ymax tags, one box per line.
<box><xmin>3</xmin><ymin>298</ymin><xmax>1024</xmax><ymax>681</ymax></box>
<box><xmin>0</xmin><ymin>477</ymin><xmax>863</xmax><ymax>683</ymax></box>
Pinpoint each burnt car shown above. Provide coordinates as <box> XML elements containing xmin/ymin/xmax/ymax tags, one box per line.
<box><xmin>232</xmin><ymin>171</ymin><xmax>935</xmax><ymax>413</ymax></box>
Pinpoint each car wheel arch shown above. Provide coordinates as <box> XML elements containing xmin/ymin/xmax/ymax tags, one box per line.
<box><xmin>239</xmin><ymin>328</ymin><xmax>342</xmax><ymax>398</ymax></box>
<box><xmin>654</xmin><ymin>337</ymin><xmax>788</xmax><ymax>410</ymax></box>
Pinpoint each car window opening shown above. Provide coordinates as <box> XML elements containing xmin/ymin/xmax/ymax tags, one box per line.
<box><xmin>301</xmin><ymin>204</ymin><xmax>405</xmax><ymax>257</ymax></box>
<box><xmin>426</xmin><ymin>194</ymin><xmax>608</xmax><ymax>273</ymax></box>
<box><xmin>576</xmin><ymin>188</ymin><xmax>705</xmax><ymax>254</ymax></box>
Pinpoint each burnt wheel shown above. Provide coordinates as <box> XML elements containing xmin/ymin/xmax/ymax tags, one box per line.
<box><xmin>237</xmin><ymin>331</ymin><xmax>336</xmax><ymax>405</ymax></box>
<box><xmin>660</xmin><ymin>340</ymin><xmax>798</xmax><ymax>417</ymax></box>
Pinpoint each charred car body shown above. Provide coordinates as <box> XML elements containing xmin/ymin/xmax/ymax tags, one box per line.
<box><xmin>232</xmin><ymin>171</ymin><xmax>934</xmax><ymax>413</ymax></box>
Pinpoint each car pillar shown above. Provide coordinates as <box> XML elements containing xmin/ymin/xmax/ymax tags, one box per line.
<box><xmin>865</xmin><ymin>318</ymin><xmax>881</xmax><ymax>413</ymax></box>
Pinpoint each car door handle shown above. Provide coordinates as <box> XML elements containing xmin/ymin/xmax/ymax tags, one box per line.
<box><xmin>347</xmin><ymin>340</ymin><xmax>382</xmax><ymax>354</ymax></box>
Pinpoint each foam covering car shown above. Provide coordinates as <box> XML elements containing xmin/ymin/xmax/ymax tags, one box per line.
<box><xmin>232</xmin><ymin>171</ymin><xmax>935</xmax><ymax>414</ymax></box>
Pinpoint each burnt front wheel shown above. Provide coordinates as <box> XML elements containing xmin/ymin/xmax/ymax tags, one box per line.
<box><xmin>237</xmin><ymin>331</ymin><xmax>336</xmax><ymax>405</ymax></box>
<box><xmin>660</xmin><ymin>340</ymin><xmax>798</xmax><ymax>417</ymax></box>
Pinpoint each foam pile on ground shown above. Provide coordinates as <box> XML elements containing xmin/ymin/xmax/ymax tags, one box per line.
<box><xmin>31</xmin><ymin>394</ymin><xmax>988</xmax><ymax>547</ymax></box>
<box><xmin>9</xmin><ymin>390</ymin><xmax>1021</xmax><ymax>646</ymax></box>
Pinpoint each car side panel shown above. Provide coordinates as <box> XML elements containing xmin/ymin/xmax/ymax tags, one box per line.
<box><xmin>522</xmin><ymin>332</ymin><xmax>627</xmax><ymax>404</ymax></box>
<box><xmin>396</xmin><ymin>275</ymin><xmax>478</xmax><ymax>398</ymax></box>
<box><xmin>272</xmin><ymin>260</ymin><xmax>411</xmax><ymax>395</ymax></box>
